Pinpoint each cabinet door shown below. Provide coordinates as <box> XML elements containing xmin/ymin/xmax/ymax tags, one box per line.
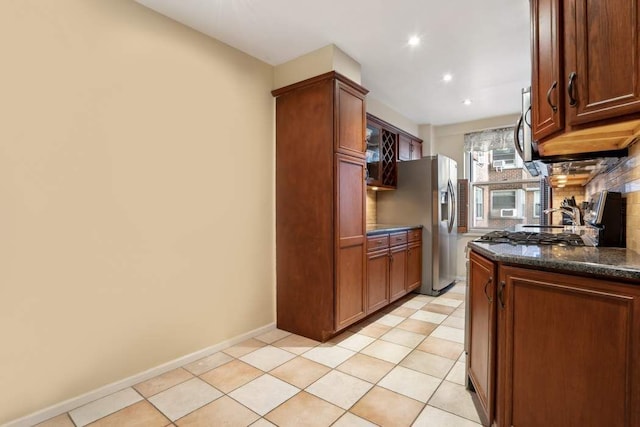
<box><xmin>406</xmin><ymin>242</ymin><xmax>422</xmax><ymax>292</ymax></box>
<box><xmin>410</xmin><ymin>140</ymin><xmax>422</xmax><ymax>160</ymax></box>
<box><xmin>335</xmin><ymin>154</ymin><xmax>367</xmax><ymax>330</ymax></box>
<box><xmin>564</xmin><ymin>0</ymin><xmax>640</xmax><ymax>125</ymax></box>
<box><xmin>366</xmin><ymin>249</ymin><xmax>389</xmax><ymax>313</ymax></box>
<box><xmin>499</xmin><ymin>266</ymin><xmax>640</xmax><ymax>426</ymax></box>
<box><xmin>398</xmin><ymin>134</ymin><xmax>411</xmax><ymax>161</ymax></box>
<box><xmin>366</xmin><ymin>121</ymin><xmax>383</xmax><ymax>186</ymax></box>
<box><xmin>335</xmin><ymin>81</ymin><xmax>366</xmax><ymax>158</ymax></box>
<box><xmin>389</xmin><ymin>245</ymin><xmax>407</xmax><ymax>302</ymax></box>
<box><xmin>467</xmin><ymin>251</ymin><xmax>496</xmax><ymax>426</ymax></box>
<box><xmin>531</xmin><ymin>0</ymin><xmax>564</xmax><ymax>140</ymax></box>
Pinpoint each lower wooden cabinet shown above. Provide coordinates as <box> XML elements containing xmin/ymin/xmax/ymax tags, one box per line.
<box><xmin>467</xmin><ymin>251</ymin><xmax>496</xmax><ymax>426</ymax></box>
<box><xmin>499</xmin><ymin>266</ymin><xmax>640</xmax><ymax>427</ymax></box>
<box><xmin>468</xmin><ymin>250</ymin><xmax>640</xmax><ymax>426</ymax></box>
<box><xmin>389</xmin><ymin>243</ymin><xmax>408</xmax><ymax>302</ymax></box>
<box><xmin>366</xmin><ymin>249</ymin><xmax>389</xmax><ymax>312</ymax></box>
<box><xmin>366</xmin><ymin>227</ymin><xmax>422</xmax><ymax>314</ymax></box>
<box><xmin>407</xmin><ymin>241</ymin><xmax>422</xmax><ymax>292</ymax></box>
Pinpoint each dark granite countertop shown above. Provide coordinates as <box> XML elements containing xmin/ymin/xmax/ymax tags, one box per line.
<box><xmin>468</xmin><ymin>240</ymin><xmax>640</xmax><ymax>282</ymax></box>
<box><xmin>366</xmin><ymin>224</ymin><xmax>422</xmax><ymax>236</ymax></box>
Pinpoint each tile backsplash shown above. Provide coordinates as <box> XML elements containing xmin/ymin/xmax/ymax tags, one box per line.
<box><xmin>585</xmin><ymin>141</ymin><xmax>640</xmax><ymax>252</ymax></box>
<box><xmin>366</xmin><ymin>190</ymin><xmax>377</xmax><ymax>224</ymax></box>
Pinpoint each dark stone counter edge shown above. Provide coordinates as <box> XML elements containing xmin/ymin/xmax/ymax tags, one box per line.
<box><xmin>366</xmin><ymin>225</ymin><xmax>423</xmax><ymax>236</ymax></box>
<box><xmin>468</xmin><ymin>241</ymin><xmax>640</xmax><ymax>283</ymax></box>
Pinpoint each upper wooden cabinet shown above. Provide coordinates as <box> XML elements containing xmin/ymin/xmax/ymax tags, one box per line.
<box><xmin>398</xmin><ymin>134</ymin><xmax>423</xmax><ymax>161</ymax></box>
<box><xmin>365</xmin><ymin>113</ymin><xmax>422</xmax><ymax>189</ymax></box>
<box><xmin>565</xmin><ymin>0</ymin><xmax>640</xmax><ymax>125</ymax></box>
<box><xmin>531</xmin><ymin>0</ymin><xmax>565</xmax><ymax>140</ymax></box>
<box><xmin>272</xmin><ymin>72</ymin><xmax>368</xmax><ymax>342</ymax></box>
<box><xmin>531</xmin><ymin>0</ymin><xmax>640</xmax><ymax>157</ymax></box>
<box><xmin>336</xmin><ymin>81</ymin><xmax>367</xmax><ymax>158</ymax></box>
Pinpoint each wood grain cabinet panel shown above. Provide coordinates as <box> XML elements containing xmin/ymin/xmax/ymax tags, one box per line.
<box><xmin>565</xmin><ymin>0</ymin><xmax>640</xmax><ymax>125</ymax></box>
<box><xmin>272</xmin><ymin>72</ymin><xmax>368</xmax><ymax>342</ymax></box>
<box><xmin>366</xmin><ymin>249</ymin><xmax>390</xmax><ymax>313</ymax></box>
<box><xmin>531</xmin><ymin>0</ymin><xmax>564</xmax><ymax>141</ymax></box>
<box><xmin>406</xmin><ymin>242</ymin><xmax>422</xmax><ymax>292</ymax></box>
<box><xmin>389</xmin><ymin>244</ymin><xmax>408</xmax><ymax>302</ymax></box>
<box><xmin>335</xmin><ymin>81</ymin><xmax>366</xmax><ymax>158</ymax></box>
<box><xmin>467</xmin><ymin>251</ymin><xmax>496</xmax><ymax>426</ymax></box>
<box><xmin>498</xmin><ymin>266</ymin><xmax>640</xmax><ymax>427</ymax></box>
<box><xmin>531</xmin><ymin>0</ymin><xmax>640</xmax><ymax>155</ymax></box>
<box><xmin>335</xmin><ymin>154</ymin><xmax>367</xmax><ymax>329</ymax></box>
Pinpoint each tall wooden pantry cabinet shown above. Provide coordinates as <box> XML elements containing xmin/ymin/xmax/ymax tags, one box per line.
<box><xmin>272</xmin><ymin>72</ymin><xmax>368</xmax><ymax>342</ymax></box>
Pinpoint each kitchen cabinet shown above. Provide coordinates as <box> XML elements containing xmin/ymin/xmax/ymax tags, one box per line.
<box><xmin>530</xmin><ymin>0</ymin><xmax>640</xmax><ymax>157</ymax></box>
<box><xmin>272</xmin><ymin>72</ymin><xmax>368</xmax><ymax>342</ymax></box>
<box><xmin>530</xmin><ymin>0</ymin><xmax>564</xmax><ymax>141</ymax></box>
<box><xmin>467</xmin><ymin>251</ymin><xmax>496</xmax><ymax>426</ymax></box>
<box><xmin>366</xmin><ymin>115</ymin><xmax>397</xmax><ymax>189</ymax></box>
<box><xmin>365</xmin><ymin>114</ymin><xmax>422</xmax><ymax>189</ymax></box>
<box><xmin>467</xmin><ymin>249</ymin><xmax>640</xmax><ymax>426</ymax></box>
<box><xmin>398</xmin><ymin>134</ymin><xmax>423</xmax><ymax>161</ymax></box>
<box><xmin>499</xmin><ymin>266</ymin><xmax>640</xmax><ymax>426</ymax></box>
<box><xmin>366</xmin><ymin>227</ymin><xmax>422</xmax><ymax>314</ymax></box>
<box><xmin>406</xmin><ymin>229</ymin><xmax>422</xmax><ymax>292</ymax></box>
<box><xmin>389</xmin><ymin>239</ymin><xmax>408</xmax><ymax>302</ymax></box>
<box><xmin>366</xmin><ymin>247</ymin><xmax>389</xmax><ymax>313</ymax></box>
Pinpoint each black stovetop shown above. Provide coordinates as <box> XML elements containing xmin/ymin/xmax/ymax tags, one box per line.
<box><xmin>478</xmin><ymin>230</ymin><xmax>585</xmax><ymax>247</ymax></box>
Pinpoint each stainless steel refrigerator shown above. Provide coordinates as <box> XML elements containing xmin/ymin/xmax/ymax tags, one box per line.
<box><xmin>377</xmin><ymin>155</ymin><xmax>458</xmax><ymax>295</ymax></box>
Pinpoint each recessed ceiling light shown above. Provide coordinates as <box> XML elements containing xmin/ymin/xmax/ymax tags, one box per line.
<box><xmin>463</xmin><ymin>99</ymin><xmax>472</xmax><ymax>105</ymax></box>
<box><xmin>408</xmin><ymin>36</ymin><xmax>420</xmax><ymax>46</ymax></box>
<box><xmin>443</xmin><ymin>73</ymin><xmax>453</xmax><ymax>82</ymax></box>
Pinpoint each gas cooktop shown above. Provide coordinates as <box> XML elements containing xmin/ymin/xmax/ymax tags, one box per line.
<box><xmin>478</xmin><ymin>230</ymin><xmax>586</xmax><ymax>247</ymax></box>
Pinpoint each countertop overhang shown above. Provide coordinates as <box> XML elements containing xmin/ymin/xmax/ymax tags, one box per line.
<box><xmin>366</xmin><ymin>224</ymin><xmax>422</xmax><ymax>236</ymax></box>
<box><xmin>468</xmin><ymin>240</ymin><xmax>640</xmax><ymax>282</ymax></box>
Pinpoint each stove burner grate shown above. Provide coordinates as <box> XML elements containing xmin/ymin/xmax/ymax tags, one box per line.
<box><xmin>478</xmin><ymin>230</ymin><xmax>585</xmax><ymax>247</ymax></box>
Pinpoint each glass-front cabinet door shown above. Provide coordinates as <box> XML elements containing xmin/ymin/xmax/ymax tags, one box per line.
<box><xmin>366</xmin><ymin>122</ymin><xmax>382</xmax><ymax>186</ymax></box>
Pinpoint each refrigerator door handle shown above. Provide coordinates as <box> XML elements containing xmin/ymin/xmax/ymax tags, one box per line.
<box><xmin>447</xmin><ymin>179</ymin><xmax>456</xmax><ymax>233</ymax></box>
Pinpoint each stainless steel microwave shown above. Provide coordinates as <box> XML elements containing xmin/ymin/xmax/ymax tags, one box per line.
<box><xmin>514</xmin><ymin>87</ymin><xmax>546</xmax><ymax>177</ymax></box>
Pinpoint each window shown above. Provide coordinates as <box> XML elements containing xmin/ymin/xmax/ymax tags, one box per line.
<box><xmin>533</xmin><ymin>190</ymin><xmax>541</xmax><ymax>218</ymax></box>
<box><xmin>464</xmin><ymin>126</ymin><xmax>545</xmax><ymax>229</ymax></box>
<box><xmin>490</xmin><ymin>189</ymin><xmax>524</xmax><ymax>218</ymax></box>
<box><xmin>474</xmin><ymin>187</ymin><xmax>484</xmax><ymax>219</ymax></box>
<box><xmin>491</xmin><ymin>147</ymin><xmax>522</xmax><ymax>169</ymax></box>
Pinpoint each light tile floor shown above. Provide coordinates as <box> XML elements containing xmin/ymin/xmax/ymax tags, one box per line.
<box><xmin>37</xmin><ymin>283</ymin><xmax>482</xmax><ymax>427</ymax></box>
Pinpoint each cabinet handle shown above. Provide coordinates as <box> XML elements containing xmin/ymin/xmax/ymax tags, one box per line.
<box><xmin>568</xmin><ymin>72</ymin><xmax>577</xmax><ymax>107</ymax></box>
<box><xmin>483</xmin><ymin>276</ymin><xmax>493</xmax><ymax>303</ymax></box>
<box><xmin>498</xmin><ymin>280</ymin><xmax>505</xmax><ymax>309</ymax></box>
<box><xmin>389</xmin><ymin>253</ymin><xmax>393</xmax><ymax>263</ymax></box>
<box><xmin>546</xmin><ymin>81</ymin><xmax>558</xmax><ymax>112</ymax></box>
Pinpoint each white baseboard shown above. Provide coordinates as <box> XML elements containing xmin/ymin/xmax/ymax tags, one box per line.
<box><xmin>3</xmin><ymin>322</ymin><xmax>276</xmax><ymax>427</ymax></box>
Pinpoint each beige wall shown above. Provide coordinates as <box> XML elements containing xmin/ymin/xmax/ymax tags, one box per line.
<box><xmin>366</xmin><ymin>97</ymin><xmax>420</xmax><ymax>137</ymax></box>
<box><xmin>0</xmin><ymin>1</ymin><xmax>275</xmax><ymax>423</ymax></box>
<box><xmin>273</xmin><ymin>44</ymin><xmax>361</xmax><ymax>89</ymax></box>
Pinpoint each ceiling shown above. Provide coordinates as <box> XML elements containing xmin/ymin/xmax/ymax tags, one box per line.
<box><xmin>135</xmin><ymin>0</ymin><xmax>531</xmax><ymax>126</ymax></box>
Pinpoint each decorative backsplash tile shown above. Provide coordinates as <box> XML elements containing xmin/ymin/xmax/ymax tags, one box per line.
<box><xmin>366</xmin><ymin>190</ymin><xmax>377</xmax><ymax>225</ymax></box>
<box><xmin>586</xmin><ymin>141</ymin><xmax>640</xmax><ymax>252</ymax></box>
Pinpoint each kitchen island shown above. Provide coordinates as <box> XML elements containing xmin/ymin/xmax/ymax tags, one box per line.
<box><xmin>466</xmin><ymin>240</ymin><xmax>640</xmax><ymax>427</ymax></box>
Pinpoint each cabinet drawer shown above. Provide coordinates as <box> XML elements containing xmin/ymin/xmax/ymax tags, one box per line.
<box><xmin>407</xmin><ymin>228</ymin><xmax>421</xmax><ymax>242</ymax></box>
<box><xmin>389</xmin><ymin>231</ymin><xmax>408</xmax><ymax>247</ymax></box>
<box><xmin>367</xmin><ymin>235</ymin><xmax>389</xmax><ymax>252</ymax></box>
